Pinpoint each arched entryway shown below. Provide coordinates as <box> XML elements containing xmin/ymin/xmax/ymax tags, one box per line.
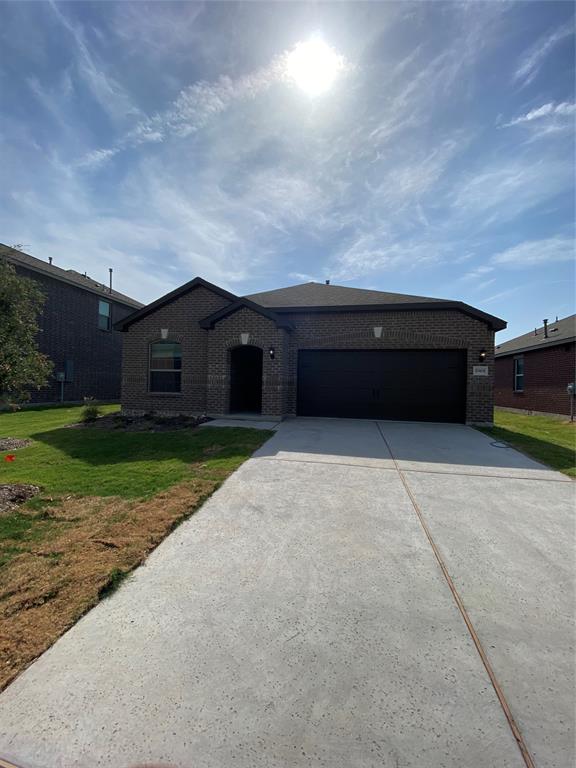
<box><xmin>230</xmin><ymin>345</ymin><xmax>263</xmax><ymax>414</ymax></box>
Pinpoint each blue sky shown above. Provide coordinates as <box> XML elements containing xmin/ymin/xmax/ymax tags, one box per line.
<box><xmin>1</xmin><ymin>1</ymin><xmax>574</xmax><ymax>341</ymax></box>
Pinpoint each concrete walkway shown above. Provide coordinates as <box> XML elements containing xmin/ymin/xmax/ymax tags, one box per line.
<box><xmin>0</xmin><ymin>419</ymin><xmax>573</xmax><ymax>768</ymax></box>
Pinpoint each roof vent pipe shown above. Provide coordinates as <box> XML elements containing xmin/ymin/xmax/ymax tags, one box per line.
<box><xmin>109</xmin><ymin>268</ymin><xmax>113</xmax><ymax>294</ymax></box>
<box><xmin>325</xmin><ymin>279</ymin><xmax>330</xmax><ymax>285</ymax></box>
<box><xmin>48</xmin><ymin>257</ymin><xmax>52</xmax><ymax>265</ymax></box>
<box><xmin>543</xmin><ymin>319</ymin><xmax>549</xmax><ymax>338</ymax></box>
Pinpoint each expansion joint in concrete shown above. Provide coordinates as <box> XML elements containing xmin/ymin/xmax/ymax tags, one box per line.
<box><xmin>374</xmin><ymin>421</ymin><xmax>537</xmax><ymax>768</ymax></box>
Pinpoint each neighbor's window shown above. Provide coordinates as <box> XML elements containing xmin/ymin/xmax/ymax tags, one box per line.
<box><xmin>513</xmin><ymin>356</ymin><xmax>524</xmax><ymax>392</ymax></box>
<box><xmin>149</xmin><ymin>341</ymin><xmax>182</xmax><ymax>393</ymax></box>
<box><xmin>98</xmin><ymin>300</ymin><xmax>111</xmax><ymax>331</ymax></box>
<box><xmin>64</xmin><ymin>359</ymin><xmax>74</xmax><ymax>382</ymax></box>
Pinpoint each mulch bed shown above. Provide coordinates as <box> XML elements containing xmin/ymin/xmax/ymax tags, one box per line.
<box><xmin>0</xmin><ymin>438</ymin><xmax>32</xmax><ymax>451</ymax></box>
<box><xmin>0</xmin><ymin>484</ymin><xmax>41</xmax><ymax>515</ymax></box>
<box><xmin>71</xmin><ymin>413</ymin><xmax>211</xmax><ymax>432</ymax></box>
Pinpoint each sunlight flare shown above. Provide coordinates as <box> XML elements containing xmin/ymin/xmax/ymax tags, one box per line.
<box><xmin>285</xmin><ymin>38</ymin><xmax>344</xmax><ymax>96</ymax></box>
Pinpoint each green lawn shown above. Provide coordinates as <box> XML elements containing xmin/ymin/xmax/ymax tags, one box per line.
<box><xmin>0</xmin><ymin>404</ymin><xmax>272</xmax><ymax>499</ymax></box>
<box><xmin>0</xmin><ymin>403</ymin><xmax>121</xmax><ymax>438</ymax></box>
<box><xmin>478</xmin><ymin>410</ymin><xmax>576</xmax><ymax>478</ymax></box>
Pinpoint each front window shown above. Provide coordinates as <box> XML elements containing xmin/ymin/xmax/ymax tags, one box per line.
<box><xmin>149</xmin><ymin>341</ymin><xmax>182</xmax><ymax>393</ymax></box>
<box><xmin>98</xmin><ymin>300</ymin><xmax>111</xmax><ymax>331</ymax></box>
<box><xmin>513</xmin><ymin>356</ymin><xmax>524</xmax><ymax>392</ymax></box>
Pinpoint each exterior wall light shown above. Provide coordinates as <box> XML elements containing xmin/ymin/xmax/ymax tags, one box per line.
<box><xmin>269</xmin><ymin>347</ymin><xmax>275</xmax><ymax>360</ymax></box>
<box><xmin>240</xmin><ymin>333</ymin><xmax>250</xmax><ymax>345</ymax></box>
<box><xmin>160</xmin><ymin>328</ymin><xmax>169</xmax><ymax>340</ymax></box>
<box><xmin>373</xmin><ymin>326</ymin><xmax>383</xmax><ymax>338</ymax></box>
<box><xmin>479</xmin><ymin>349</ymin><xmax>487</xmax><ymax>362</ymax></box>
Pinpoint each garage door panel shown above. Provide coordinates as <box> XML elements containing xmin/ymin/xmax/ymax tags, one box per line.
<box><xmin>297</xmin><ymin>350</ymin><xmax>466</xmax><ymax>423</ymax></box>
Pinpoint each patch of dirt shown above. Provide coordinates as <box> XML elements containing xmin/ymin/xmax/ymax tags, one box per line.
<box><xmin>0</xmin><ymin>438</ymin><xmax>32</xmax><ymax>451</ymax></box>
<box><xmin>0</xmin><ymin>484</ymin><xmax>41</xmax><ymax>515</ymax></box>
<box><xmin>70</xmin><ymin>413</ymin><xmax>211</xmax><ymax>432</ymax></box>
<box><xmin>0</xmin><ymin>480</ymin><xmax>218</xmax><ymax>691</ymax></box>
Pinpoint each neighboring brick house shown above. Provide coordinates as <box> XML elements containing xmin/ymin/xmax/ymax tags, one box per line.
<box><xmin>116</xmin><ymin>278</ymin><xmax>506</xmax><ymax>425</ymax></box>
<box><xmin>495</xmin><ymin>314</ymin><xmax>576</xmax><ymax>417</ymax></box>
<box><xmin>1</xmin><ymin>244</ymin><xmax>143</xmax><ymax>403</ymax></box>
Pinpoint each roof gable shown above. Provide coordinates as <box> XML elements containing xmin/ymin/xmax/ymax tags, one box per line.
<box><xmin>199</xmin><ymin>298</ymin><xmax>294</xmax><ymax>330</ymax></box>
<box><xmin>114</xmin><ymin>277</ymin><xmax>238</xmax><ymax>331</ymax></box>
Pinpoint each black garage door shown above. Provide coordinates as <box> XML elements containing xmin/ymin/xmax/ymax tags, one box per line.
<box><xmin>297</xmin><ymin>349</ymin><xmax>466</xmax><ymax>423</ymax></box>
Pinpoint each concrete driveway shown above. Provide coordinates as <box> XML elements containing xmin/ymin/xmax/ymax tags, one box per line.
<box><xmin>0</xmin><ymin>419</ymin><xmax>573</xmax><ymax>768</ymax></box>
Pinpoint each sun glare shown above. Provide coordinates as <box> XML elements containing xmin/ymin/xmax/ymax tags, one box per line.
<box><xmin>285</xmin><ymin>39</ymin><xmax>344</xmax><ymax>96</ymax></box>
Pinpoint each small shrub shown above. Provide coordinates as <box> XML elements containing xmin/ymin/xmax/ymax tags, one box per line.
<box><xmin>81</xmin><ymin>397</ymin><xmax>101</xmax><ymax>423</ymax></box>
<box><xmin>0</xmin><ymin>394</ymin><xmax>28</xmax><ymax>413</ymax></box>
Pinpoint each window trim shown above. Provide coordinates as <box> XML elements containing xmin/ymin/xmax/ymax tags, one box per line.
<box><xmin>148</xmin><ymin>340</ymin><xmax>182</xmax><ymax>394</ymax></box>
<box><xmin>513</xmin><ymin>355</ymin><xmax>524</xmax><ymax>393</ymax></box>
<box><xmin>98</xmin><ymin>300</ymin><xmax>112</xmax><ymax>332</ymax></box>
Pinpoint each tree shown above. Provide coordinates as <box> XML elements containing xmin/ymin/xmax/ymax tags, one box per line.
<box><xmin>0</xmin><ymin>257</ymin><xmax>53</xmax><ymax>406</ymax></box>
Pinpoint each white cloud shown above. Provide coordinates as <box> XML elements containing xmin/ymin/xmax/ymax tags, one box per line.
<box><xmin>77</xmin><ymin>147</ymin><xmax>120</xmax><ymax>169</ymax></box>
<box><xmin>368</xmin><ymin>136</ymin><xmax>470</xmax><ymax>210</ymax></box>
<box><xmin>112</xmin><ymin>2</ymin><xmax>205</xmax><ymax>61</ymax></box>
<box><xmin>503</xmin><ymin>101</ymin><xmax>575</xmax><ymax>127</ymax></box>
<box><xmin>332</xmin><ymin>234</ymin><xmax>446</xmax><ymax>281</ymax></box>
<box><xmin>460</xmin><ymin>265</ymin><xmax>495</xmax><ymax>281</ymax></box>
<box><xmin>77</xmin><ymin>2</ymin><xmax>491</xmax><ymax>174</ymax></box>
<box><xmin>490</xmin><ymin>237</ymin><xmax>575</xmax><ymax>267</ymax></box>
<box><xmin>79</xmin><ymin>44</ymin><xmax>352</xmax><ymax>167</ymax></box>
<box><xmin>460</xmin><ymin>238</ymin><xmax>574</xmax><ymax>291</ymax></box>
<box><xmin>139</xmin><ymin>65</ymin><xmax>282</xmax><ymax>142</ymax></box>
<box><xmin>452</xmin><ymin>156</ymin><xmax>573</xmax><ymax>227</ymax></box>
<box><xmin>483</xmin><ymin>285</ymin><xmax>525</xmax><ymax>304</ymax></box>
<box><xmin>49</xmin><ymin>1</ymin><xmax>141</xmax><ymax>125</ymax></box>
<box><xmin>27</xmin><ymin>73</ymin><xmax>73</xmax><ymax>127</ymax></box>
<box><xmin>452</xmin><ymin>253</ymin><xmax>473</xmax><ymax>264</ymax></box>
<box><xmin>476</xmin><ymin>278</ymin><xmax>497</xmax><ymax>291</ymax></box>
<box><xmin>288</xmin><ymin>272</ymin><xmax>321</xmax><ymax>283</ymax></box>
<box><xmin>513</xmin><ymin>22</ymin><xmax>574</xmax><ymax>87</ymax></box>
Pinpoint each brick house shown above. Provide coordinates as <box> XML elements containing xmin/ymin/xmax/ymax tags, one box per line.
<box><xmin>116</xmin><ymin>278</ymin><xmax>505</xmax><ymax>425</ymax></box>
<box><xmin>495</xmin><ymin>314</ymin><xmax>576</xmax><ymax>417</ymax></box>
<box><xmin>1</xmin><ymin>244</ymin><xmax>143</xmax><ymax>403</ymax></box>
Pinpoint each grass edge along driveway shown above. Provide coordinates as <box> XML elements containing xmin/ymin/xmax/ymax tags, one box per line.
<box><xmin>477</xmin><ymin>409</ymin><xmax>575</xmax><ymax>478</ymax></box>
<box><xmin>0</xmin><ymin>404</ymin><xmax>272</xmax><ymax>691</ymax></box>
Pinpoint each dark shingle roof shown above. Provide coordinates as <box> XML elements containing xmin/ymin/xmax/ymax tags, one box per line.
<box><xmin>115</xmin><ymin>276</ymin><xmax>506</xmax><ymax>332</ymax></box>
<box><xmin>0</xmin><ymin>244</ymin><xmax>143</xmax><ymax>309</ymax></box>
<box><xmin>244</xmin><ymin>281</ymin><xmax>506</xmax><ymax>330</ymax></box>
<box><xmin>495</xmin><ymin>314</ymin><xmax>576</xmax><ymax>356</ymax></box>
<box><xmin>244</xmin><ymin>282</ymin><xmax>448</xmax><ymax>308</ymax></box>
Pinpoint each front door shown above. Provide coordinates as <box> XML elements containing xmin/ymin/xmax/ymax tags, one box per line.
<box><xmin>230</xmin><ymin>346</ymin><xmax>263</xmax><ymax>413</ymax></box>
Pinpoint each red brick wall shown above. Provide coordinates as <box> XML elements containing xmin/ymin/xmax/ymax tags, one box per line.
<box><xmin>205</xmin><ymin>308</ymin><xmax>289</xmax><ymax>416</ymax></box>
<box><xmin>283</xmin><ymin>310</ymin><xmax>494</xmax><ymax>424</ymax></box>
<box><xmin>495</xmin><ymin>343</ymin><xmax>575</xmax><ymax>416</ymax></box>
<box><xmin>120</xmin><ymin>285</ymin><xmax>230</xmax><ymax>414</ymax></box>
<box><xmin>121</xmin><ymin>287</ymin><xmax>496</xmax><ymax>423</ymax></box>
